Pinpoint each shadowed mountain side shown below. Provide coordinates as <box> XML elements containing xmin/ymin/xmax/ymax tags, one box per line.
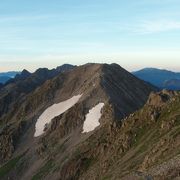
<box><xmin>0</xmin><ymin>64</ymin><xmax>75</xmax><ymax>117</ymax></box>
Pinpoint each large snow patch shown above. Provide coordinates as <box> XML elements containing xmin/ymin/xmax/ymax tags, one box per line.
<box><xmin>34</xmin><ymin>94</ymin><xmax>82</xmax><ymax>137</ymax></box>
<box><xmin>82</xmin><ymin>103</ymin><xmax>104</xmax><ymax>133</ymax></box>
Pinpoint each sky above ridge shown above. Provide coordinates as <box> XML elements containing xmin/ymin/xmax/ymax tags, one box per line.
<box><xmin>0</xmin><ymin>0</ymin><xmax>180</xmax><ymax>72</ymax></box>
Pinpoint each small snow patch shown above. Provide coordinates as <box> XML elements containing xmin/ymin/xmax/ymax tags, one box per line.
<box><xmin>34</xmin><ymin>94</ymin><xmax>82</xmax><ymax>137</ymax></box>
<box><xmin>82</xmin><ymin>103</ymin><xmax>104</xmax><ymax>133</ymax></box>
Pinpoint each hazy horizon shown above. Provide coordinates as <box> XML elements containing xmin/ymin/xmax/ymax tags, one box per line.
<box><xmin>0</xmin><ymin>63</ymin><xmax>180</xmax><ymax>74</ymax></box>
<box><xmin>1</xmin><ymin>0</ymin><xmax>180</xmax><ymax>72</ymax></box>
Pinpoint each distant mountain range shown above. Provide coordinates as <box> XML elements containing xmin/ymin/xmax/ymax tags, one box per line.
<box><xmin>1</xmin><ymin>67</ymin><xmax>180</xmax><ymax>90</ymax></box>
<box><xmin>0</xmin><ymin>64</ymin><xmax>75</xmax><ymax>87</ymax></box>
<box><xmin>0</xmin><ymin>71</ymin><xmax>20</xmax><ymax>84</ymax></box>
<box><xmin>133</xmin><ymin>68</ymin><xmax>180</xmax><ymax>90</ymax></box>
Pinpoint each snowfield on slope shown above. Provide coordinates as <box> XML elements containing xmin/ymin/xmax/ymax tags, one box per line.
<box><xmin>82</xmin><ymin>103</ymin><xmax>104</xmax><ymax>133</ymax></box>
<box><xmin>34</xmin><ymin>94</ymin><xmax>82</xmax><ymax>137</ymax></box>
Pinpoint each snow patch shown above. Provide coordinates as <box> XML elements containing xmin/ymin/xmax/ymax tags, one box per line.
<box><xmin>82</xmin><ymin>103</ymin><xmax>104</xmax><ymax>133</ymax></box>
<box><xmin>34</xmin><ymin>94</ymin><xmax>82</xmax><ymax>137</ymax></box>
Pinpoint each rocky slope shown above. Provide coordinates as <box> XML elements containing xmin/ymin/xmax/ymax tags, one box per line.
<box><xmin>21</xmin><ymin>90</ymin><xmax>179</xmax><ymax>180</ymax></box>
<box><xmin>0</xmin><ymin>64</ymin><xmax>74</xmax><ymax>118</ymax></box>
<box><xmin>65</xmin><ymin>90</ymin><xmax>180</xmax><ymax>180</ymax></box>
<box><xmin>0</xmin><ymin>63</ymin><xmax>159</xmax><ymax>180</ymax></box>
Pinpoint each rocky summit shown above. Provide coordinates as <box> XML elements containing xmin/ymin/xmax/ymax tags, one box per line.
<box><xmin>0</xmin><ymin>63</ymin><xmax>179</xmax><ymax>180</ymax></box>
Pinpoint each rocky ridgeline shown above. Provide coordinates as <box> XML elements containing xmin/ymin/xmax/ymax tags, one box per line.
<box><xmin>0</xmin><ymin>64</ymin><xmax>169</xmax><ymax>180</ymax></box>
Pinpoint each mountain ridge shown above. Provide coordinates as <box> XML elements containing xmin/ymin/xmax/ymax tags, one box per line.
<box><xmin>1</xmin><ymin>63</ymin><xmax>179</xmax><ymax>180</ymax></box>
<box><xmin>0</xmin><ymin>64</ymin><xmax>75</xmax><ymax>118</ymax></box>
<box><xmin>0</xmin><ymin>64</ymin><xmax>157</xmax><ymax>179</ymax></box>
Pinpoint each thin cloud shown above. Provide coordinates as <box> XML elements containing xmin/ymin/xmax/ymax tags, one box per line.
<box><xmin>133</xmin><ymin>20</ymin><xmax>180</xmax><ymax>34</ymax></box>
<box><xmin>0</xmin><ymin>14</ymin><xmax>56</xmax><ymax>22</ymax></box>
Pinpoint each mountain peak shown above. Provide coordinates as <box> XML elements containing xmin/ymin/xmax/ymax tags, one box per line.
<box><xmin>0</xmin><ymin>63</ymin><xmax>165</xmax><ymax>180</ymax></box>
<box><xmin>56</xmin><ymin>64</ymin><xmax>75</xmax><ymax>73</ymax></box>
<box><xmin>21</xmin><ymin>69</ymin><xmax>31</xmax><ymax>77</ymax></box>
<box><xmin>5</xmin><ymin>69</ymin><xmax>31</xmax><ymax>84</ymax></box>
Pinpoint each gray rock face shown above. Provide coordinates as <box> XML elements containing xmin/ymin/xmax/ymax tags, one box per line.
<box><xmin>101</xmin><ymin>64</ymin><xmax>157</xmax><ymax>118</ymax></box>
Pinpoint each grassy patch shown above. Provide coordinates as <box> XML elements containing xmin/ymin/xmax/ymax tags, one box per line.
<box><xmin>101</xmin><ymin>175</ymin><xmax>112</xmax><ymax>180</ymax></box>
<box><xmin>174</xmin><ymin>115</ymin><xmax>180</xmax><ymax>126</ymax></box>
<box><xmin>132</xmin><ymin>125</ymin><xmax>149</xmax><ymax>146</ymax></box>
<box><xmin>52</xmin><ymin>155</ymin><xmax>69</xmax><ymax>173</ymax></box>
<box><xmin>0</xmin><ymin>154</ymin><xmax>23</xmax><ymax>178</ymax></box>
<box><xmin>82</xmin><ymin>157</ymin><xmax>94</xmax><ymax>171</ymax></box>
<box><xmin>56</xmin><ymin>142</ymin><xmax>66</xmax><ymax>153</ymax></box>
<box><xmin>32</xmin><ymin>160</ymin><xmax>55</xmax><ymax>180</ymax></box>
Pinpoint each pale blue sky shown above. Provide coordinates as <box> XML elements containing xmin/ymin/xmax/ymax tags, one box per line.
<box><xmin>0</xmin><ymin>0</ymin><xmax>180</xmax><ymax>72</ymax></box>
